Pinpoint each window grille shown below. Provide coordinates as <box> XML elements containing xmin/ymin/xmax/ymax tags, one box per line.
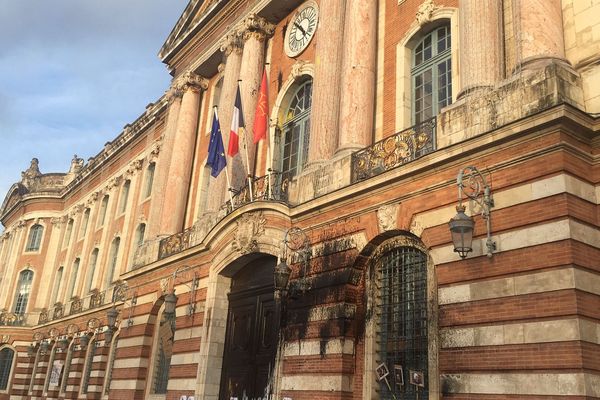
<box><xmin>152</xmin><ymin>315</ymin><xmax>173</xmax><ymax>394</ymax></box>
<box><xmin>412</xmin><ymin>24</ymin><xmax>452</xmax><ymax>124</ymax></box>
<box><xmin>0</xmin><ymin>347</ymin><xmax>15</xmax><ymax>390</ymax></box>
<box><xmin>13</xmin><ymin>270</ymin><xmax>34</xmax><ymax>315</ymax></box>
<box><xmin>81</xmin><ymin>340</ymin><xmax>96</xmax><ymax>394</ymax></box>
<box><xmin>104</xmin><ymin>336</ymin><xmax>118</xmax><ymax>395</ymax></box>
<box><xmin>377</xmin><ymin>247</ymin><xmax>428</xmax><ymax>400</ymax></box>
<box><xmin>26</xmin><ymin>224</ymin><xmax>44</xmax><ymax>252</ymax></box>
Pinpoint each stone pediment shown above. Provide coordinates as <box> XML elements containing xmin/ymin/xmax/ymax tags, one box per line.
<box><xmin>159</xmin><ymin>0</ymin><xmax>225</xmax><ymax>62</ymax></box>
<box><xmin>0</xmin><ymin>183</ymin><xmax>28</xmax><ymax>220</ymax></box>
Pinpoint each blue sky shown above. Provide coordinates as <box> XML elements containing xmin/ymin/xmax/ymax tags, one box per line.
<box><xmin>0</xmin><ymin>0</ymin><xmax>188</xmax><ymax>203</ymax></box>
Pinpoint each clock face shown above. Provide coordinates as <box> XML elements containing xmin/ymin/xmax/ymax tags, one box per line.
<box><xmin>285</xmin><ymin>1</ymin><xmax>319</xmax><ymax>58</ymax></box>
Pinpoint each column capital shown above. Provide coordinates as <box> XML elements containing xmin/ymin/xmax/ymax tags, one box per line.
<box><xmin>173</xmin><ymin>71</ymin><xmax>209</xmax><ymax>93</ymax></box>
<box><xmin>237</xmin><ymin>14</ymin><xmax>275</xmax><ymax>43</ymax></box>
<box><xmin>220</xmin><ymin>31</ymin><xmax>244</xmax><ymax>56</ymax></box>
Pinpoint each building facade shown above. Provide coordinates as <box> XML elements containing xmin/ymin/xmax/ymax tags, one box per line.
<box><xmin>1</xmin><ymin>0</ymin><xmax>599</xmax><ymax>399</ymax></box>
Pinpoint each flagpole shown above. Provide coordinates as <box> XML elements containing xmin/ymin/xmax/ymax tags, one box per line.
<box><xmin>224</xmin><ymin>166</ymin><xmax>234</xmax><ymax>210</ymax></box>
<box><xmin>241</xmin><ymin>126</ymin><xmax>255</xmax><ymax>202</ymax></box>
<box><xmin>267</xmin><ymin>121</ymin><xmax>275</xmax><ymax>200</ymax></box>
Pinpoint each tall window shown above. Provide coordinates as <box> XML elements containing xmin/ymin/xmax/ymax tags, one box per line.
<box><xmin>26</xmin><ymin>224</ymin><xmax>44</xmax><ymax>252</ymax></box>
<box><xmin>135</xmin><ymin>224</ymin><xmax>146</xmax><ymax>247</ymax></box>
<box><xmin>85</xmin><ymin>249</ymin><xmax>99</xmax><ymax>294</ymax></box>
<box><xmin>66</xmin><ymin>258</ymin><xmax>80</xmax><ymax>300</ymax></box>
<box><xmin>103</xmin><ymin>334</ymin><xmax>119</xmax><ymax>396</ymax></box>
<box><xmin>80</xmin><ymin>338</ymin><xmax>96</xmax><ymax>395</ymax></box>
<box><xmin>13</xmin><ymin>270</ymin><xmax>33</xmax><ymax>314</ymax></box>
<box><xmin>150</xmin><ymin>306</ymin><xmax>173</xmax><ymax>395</ymax></box>
<box><xmin>412</xmin><ymin>24</ymin><xmax>452</xmax><ymax>124</ymax></box>
<box><xmin>80</xmin><ymin>208</ymin><xmax>91</xmax><ymax>237</ymax></box>
<box><xmin>143</xmin><ymin>163</ymin><xmax>156</xmax><ymax>198</ymax></box>
<box><xmin>0</xmin><ymin>347</ymin><xmax>15</xmax><ymax>391</ymax></box>
<box><xmin>63</xmin><ymin>219</ymin><xmax>74</xmax><ymax>248</ymax></box>
<box><xmin>376</xmin><ymin>246</ymin><xmax>428</xmax><ymax>400</ymax></box>
<box><xmin>106</xmin><ymin>238</ymin><xmax>120</xmax><ymax>286</ymax></box>
<box><xmin>50</xmin><ymin>267</ymin><xmax>64</xmax><ymax>305</ymax></box>
<box><xmin>281</xmin><ymin>79</ymin><xmax>312</xmax><ymax>178</ymax></box>
<box><xmin>98</xmin><ymin>195</ymin><xmax>109</xmax><ymax>227</ymax></box>
<box><xmin>119</xmin><ymin>180</ymin><xmax>131</xmax><ymax>214</ymax></box>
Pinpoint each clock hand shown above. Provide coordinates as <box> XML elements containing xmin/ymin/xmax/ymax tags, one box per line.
<box><xmin>294</xmin><ymin>22</ymin><xmax>307</xmax><ymax>37</ymax></box>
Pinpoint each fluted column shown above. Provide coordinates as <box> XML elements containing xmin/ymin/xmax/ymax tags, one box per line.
<box><xmin>337</xmin><ymin>0</ymin><xmax>377</xmax><ymax>154</ymax></box>
<box><xmin>158</xmin><ymin>72</ymin><xmax>208</xmax><ymax>235</ymax></box>
<box><xmin>236</xmin><ymin>14</ymin><xmax>275</xmax><ymax>186</ymax></box>
<box><xmin>307</xmin><ymin>0</ymin><xmax>346</xmax><ymax>164</ymax></box>
<box><xmin>146</xmin><ymin>88</ymin><xmax>182</xmax><ymax>239</ymax></box>
<box><xmin>207</xmin><ymin>33</ymin><xmax>243</xmax><ymax>212</ymax></box>
<box><xmin>513</xmin><ymin>0</ymin><xmax>567</xmax><ymax>71</ymax></box>
<box><xmin>458</xmin><ymin>0</ymin><xmax>503</xmax><ymax>97</ymax></box>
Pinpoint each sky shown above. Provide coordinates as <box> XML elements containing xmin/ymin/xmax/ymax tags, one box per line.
<box><xmin>0</xmin><ymin>0</ymin><xmax>189</xmax><ymax>202</ymax></box>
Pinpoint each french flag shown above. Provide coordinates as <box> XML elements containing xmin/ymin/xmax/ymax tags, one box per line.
<box><xmin>228</xmin><ymin>86</ymin><xmax>244</xmax><ymax>157</ymax></box>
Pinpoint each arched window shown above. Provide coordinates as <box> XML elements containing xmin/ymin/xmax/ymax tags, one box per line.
<box><xmin>26</xmin><ymin>224</ymin><xmax>44</xmax><ymax>252</ymax></box>
<box><xmin>66</xmin><ymin>258</ymin><xmax>80</xmax><ymax>300</ymax></box>
<box><xmin>105</xmin><ymin>238</ymin><xmax>120</xmax><ymax>287</ymax></box>
<box><xmin>149</xmin><ymin>305</ymin><xmax>174</xmax><ymax>395</ymax></box>
<box><xmin>119</xmin><ymin>180</ymin><xmax>131</xmax><ymax>214</ymax></box>
<box><xmin>80</xmin><ymin>337</ymin><xmax>96</xmax><ymax>395</ymax></box>
<box><xmin>59</xmin><ymin>341</ymin><xmax>74</xmax><ymax>394</ymax></box>
<box><xmin>412</xmin><ymin>24</ymin><xmax>452</xmax><ymax>124</ymax></box>
<box><xmin>63</xmin><ymin>219</ymin><xmax>74</xmax><ymax>248</ymax></box>
<box><xmin>374</xmin><ymin>245</ymin><xmax>429</xmax><ymax>400</ymax></box>
<box><xmin>98</xmin><ymin>195</ymin><xmax>109</xmax><ymax>227</ymax></box>
<box><xmin>281</xmin><ymin>79</ymin><xmax>312</xmax><ymax>178</ymax></box>
<box><xmin>0</xmin><ymin>347</ymin><xmax>16</xmax><ymax>391</ymax></box>
<box><xmin>135</xmin><ymin>224</ymin><xmax>146</xmax><ymax>248</ymax></box>
<box><xmin>103</xmin><ymin>333</ymin><xmax>119</xmax><ymax>396</ymax></box>
<box><xmin>144</xmin><ymin>163</ymin><xmax>156</xmax><ymax>198</ymax></box>
<box><xmin>80</xmin><ymin>208</ymin><xmax>91</xmax><ymax>237</ymax></box>
<box><xmin>13</xmin><ymin>270</ymin><xmax>33</xmax><ymax>314</ymax></box>
<box><xmin>50</xmin><ymin>267</ymin><xmax>64</xmax><ymax>305</ymax></box>
<box><xmin>85</xmin><ymin>249</ymin><xmax>99</xmax><ymax>294</ymax></box>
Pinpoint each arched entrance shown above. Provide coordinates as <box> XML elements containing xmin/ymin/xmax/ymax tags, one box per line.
<box><xmin>219</xmin><ymin>256</ymin><xmax>278</xmax><ymax>400</ymax></box>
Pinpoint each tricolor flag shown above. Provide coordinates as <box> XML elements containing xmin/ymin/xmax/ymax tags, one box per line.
<box><xmin>207</xmin><ymin>109</ymin><xmax>227</xmax><ymax>178</ymax></box>
<box><xmin>253</xmin><ymin>69</ymin><xmax>269</xmax><ymax>144</ymax></box>
<box><xmin>228</xmin><ymin>86</ymin><xmax>245</xmax><ymax>157</ymax></box>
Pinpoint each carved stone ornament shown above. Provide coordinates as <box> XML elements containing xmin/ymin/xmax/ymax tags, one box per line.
<box><xmin>416</xmin><ymin>0</ymin><xmax>438</xmax><ymax>26</ymax></box>
<box><xmin>33</xmin><ymin>332</ymin><xmax>45</xmax><ymax>342</ymax></box>
<box><xmin>220</xmin><ymin>30</ymin><xmax>244</xmax><ymax>56</ymax></box>
<box><xmin>149</xmin><ymin>140</ymin><xmax>162</xmax><ymax>161</ymax></box>
<box><xmin>291</xmin><ymin>60</ymin><xmax>310</xmax><ymax>80</ymax></box>
<box><xmin>231</xmin><ymin>212</ymin><xmax>266</xmax><ymax>254</ymax></box>
<box><xmin>160</xmin><ymin>278</ymin><xmax>170</xmax><ymax>294</ymax></box>
<box><xmin>173</xmin><ymin>71</ymin><xmax>209</xmax><ymax>93</ymax></box>
<box><xmin>66</xmin><ymin>323</ymin><xmax>79</xmax><ymax>336</ymax></box>
<box><xmin>0</xmin><ymin>335</ymin><xmax>9</xmax><ymax>344</ymax></box>
<box><xmin>38</xmin><ymin>308</ymin><xmax>49</xmax><ymax>324</ymax></box>
<box><xmin>237</xmin><ymin>13</ymin><xmax>275</xmax><ymax>42</ymax></box>
<box><xmin>125</xmin><ymin>159</ymin><xmax>143</xmax><ymax>177</ymax></box>
<box><xmin>87</xmin><ymin>318</ymin><xmax>100</xmax><ymax>331</ymax></box>
<box><xmin>21</xmin><ymin>158</ymin><xmax>42</xmax><ymax>188</ymax></box>
<box><xmin>377</xmin><ymin>203</ymin><xmax>399</xmax><ymax>233</ymax></box>
<box><xmin>50</xmin><ymin>217</ymin><xmax>63</xmax><ymax>226</ymax></box>
<box><xmin>105</xmin><ymin>175</ymin><xmax>123</xmax><ymax>191</ymax></box>
<box><xmin>49</xmin><ymin>328</ymin><xmax>60</xmax><ymax>339</ymax></box>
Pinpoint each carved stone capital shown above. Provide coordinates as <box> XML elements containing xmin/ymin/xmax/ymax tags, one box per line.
<box><xmin>149</xmin><ymin>140</ymin><xmax>162</xmax><ymax>161</ymax></box>
<box><xmin>105</xmin><ymin>175</ymin><xmax>123</xmax><ymax>192</ymax></box>
<box><xmin>237</xmin><ymin>14</ymin><xmax>275</xmax><ymax>43</ymax></box>
<box><xmin>220</xmin><ymin>31</ymin><xmax>244</xmax><ymax>56</ymax></box>
<box><xmin>173</xmin><ymin>71</ymin><xmax>209</xmax><ymax>93</ymax></box>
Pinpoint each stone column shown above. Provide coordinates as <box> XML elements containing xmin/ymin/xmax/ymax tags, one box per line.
<box><xmin>307</xmin><ymin>0</ymin><xmax>346</xmax><ymax>164</ymax></box>
<box><xmin>158</xmin><ymin>72</ymin><xmax>208</xmax><ymax>235</ymax></box>
<box><xmin>337</xmin><ymin>0</ymin><xmax>377</xmax><ymax>154</ymax></box>
<box><xmin>237</xmin><ymin>14</ymin><xmax>275</xmax><ymax>183</ymax></box>
<box><xmin>513</xmin><ymin>0</ymin><xmax>567</xmax><ymax>70</ymax></box>
<box><xmin>458</xmin><ymin>0</ymin><xmax>504</xmax><ymax>97</ymax></box>
<box><xmin>146</xmin><ymin>88</ymin><xmax>182</xmax><ymax>239</ymax></box>
<box><xmin>207</xmin><ymin>33</ymin><xmax>244</xmax><ymax>212</ymax></box>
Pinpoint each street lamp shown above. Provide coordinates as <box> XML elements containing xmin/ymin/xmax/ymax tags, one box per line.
<box><xmin>274</xmin><ymin>259</ymin><xmax>292</xmax><ymax>299</ymax></box>
<box><xmin>164</xmin><ymin>291</ymin><xmax>178</xmax><ymax>320</ymax></box>
<box><xmin>449</xmin><ymin>166</ymin><xmax>495</xmax><ymax>258</ymax></box>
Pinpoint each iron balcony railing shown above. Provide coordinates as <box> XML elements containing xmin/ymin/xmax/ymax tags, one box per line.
<box><xmin>351</xmin><ymin>117</ymin><xmax>436</xmax><ymax>183</ymax></box>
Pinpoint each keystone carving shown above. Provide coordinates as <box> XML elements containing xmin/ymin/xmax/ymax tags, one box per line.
<box><xmin>377</xmin><ymin>203</ymin><xmax>399</xmax><ymax>233</ymax></box>
<box><xmin>231</xmin><ymin>212</ymin><xmax>266</xmax><ymax>255</ymax></box>
<box><xmin>416</xmin><ymin>0</ymin><xmax>438</xmax><ymax>26</ymax></box>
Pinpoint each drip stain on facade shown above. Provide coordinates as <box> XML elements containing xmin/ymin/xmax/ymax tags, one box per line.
<box><xmin>1</xmin><ymin>0</ymin><xmax>600</xmax><ymax>399</ymax></box>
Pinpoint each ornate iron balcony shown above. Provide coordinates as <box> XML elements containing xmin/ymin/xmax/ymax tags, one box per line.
<box><xmin>351</xmin><ymin>117</ymin><xmax>436</xmax><ymax>183</ymax></box>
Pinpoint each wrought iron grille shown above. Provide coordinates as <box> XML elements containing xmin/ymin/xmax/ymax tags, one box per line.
<box><xmin>81</xmin><ymin>340</ymin><xmax>96</xmax><ymax>394</ymax></box>
<box><xmin>60</xmin><ymin>345</ymin><xmax>73</xmax><ymax>393</ymax></box>
<box><xmin>377</xmin><ymin>247</ymin><xmax>428</xmax><ymax>400</ymax></box>
<box><xmin>351</xmin><ymin>117</ymin><xmax>436</xmax><ymax>183</ymax></box>
<box><xmin>228</xmin><ymin>172</ymin><xmax>290</xmax><ymax>211</ymax></box>
<box><xmin>0</xmin><ymin>347</ymin><xmax>15</xmax><ymax>390</ymax></box>
<box><xmin>104</xmin><ymin>336</ymin><xmax>118</xmax><ymax>395</ymax></box>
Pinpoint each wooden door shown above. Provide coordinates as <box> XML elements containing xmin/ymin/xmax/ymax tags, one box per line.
<box><xmin>219</xmin><ymin>259</ymin><xmax>278</xmax><ymax>400</ymax></box>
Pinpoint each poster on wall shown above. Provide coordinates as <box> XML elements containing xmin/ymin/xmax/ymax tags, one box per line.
<box><xmin>49</xmin><ymin>360</ymin><xmax>64</xmax><ymax>386</ymax></box>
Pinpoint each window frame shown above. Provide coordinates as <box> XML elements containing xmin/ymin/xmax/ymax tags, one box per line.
<box><xmin>0</xmin><ymin>346</ymin><xmax>16</xmax><ymax>393</ymax></box>
<box><xmin>25</xmin><ymin>224</ymin><xmax>44</xmax><ymax>252</ymax></box>
<box><xmin>118</xmin><ymin>180</ymin><xmax>131</xmax><ymax>215</ymax></box>
<box><xmin>143</xmin><ymin>163</ymin><xmax>156</xmax><ymax>199</ymax></box>
<box><xmin>97</xmin><ymin>195</ymin><xmax>109</xmax><ymax>228</ymax></box>
<box><xmin>12</xmin><ymin>269</ymin><xmax>34</xmax><ymax>315</ymax></box>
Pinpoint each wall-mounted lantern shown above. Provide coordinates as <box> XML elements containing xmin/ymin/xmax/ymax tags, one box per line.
<box><xmin>448</xmin><ymin>166</ymin><xmax>496</xmax><ymax>258</ymax></box>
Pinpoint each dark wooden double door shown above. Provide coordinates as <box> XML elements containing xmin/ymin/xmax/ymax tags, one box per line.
<box><xmin>219</xmin><ymin>258</ymin><xmax>278</xmax><ymax>400</ymax></box>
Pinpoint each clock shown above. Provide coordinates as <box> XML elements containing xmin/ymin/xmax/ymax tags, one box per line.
<box><xmin>284</xmin><ymin>1</ymin><xmax>319</xmax><ymax>58</ymax></box>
